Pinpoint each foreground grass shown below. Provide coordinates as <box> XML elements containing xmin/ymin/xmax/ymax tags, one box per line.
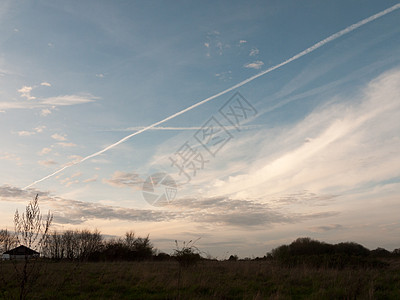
<box><xmin>1</xmin><ymin>259</ymin><xmax>400</xmax><ymax>299</ymax></box>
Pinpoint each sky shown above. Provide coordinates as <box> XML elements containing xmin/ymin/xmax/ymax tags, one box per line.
<box><xmin>1</xmin><ymin>0</ymin><xmax>400</xmax><ymax>258</ymax></box>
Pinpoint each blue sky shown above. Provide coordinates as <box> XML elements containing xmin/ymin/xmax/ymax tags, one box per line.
<box><xmin>1</xmin><ymin>0</ymin><xmax>400</xmax><ymax>257</ymax></box>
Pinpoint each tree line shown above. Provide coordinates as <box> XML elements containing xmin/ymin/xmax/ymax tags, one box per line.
<box><xmin>0</xmin><ymin>228</ymin><xmax>156</xmax><ymax>261</ymax></box>
<box><xmin>43</xmin><ymin>229</ymin><xmax>154</xmax><ymax>261</ymax></box>
<box><xmin>267</xmin><ymin>237</ymin><xmax>400</xmax><ymax>268</ymax></box>
<box><xmin>2</xmin><ymin>196</ymin><xmax>400</xmax><ymax>265</ymax></box>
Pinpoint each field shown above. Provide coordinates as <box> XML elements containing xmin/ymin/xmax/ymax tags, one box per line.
<box><xmin>1</xmin><ymin>259</ymin><xmax>400</xmax><ymax>299</ymax></box>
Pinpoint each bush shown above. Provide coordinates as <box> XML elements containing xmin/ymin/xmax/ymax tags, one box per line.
<box><xmin>228</xmin><ymin>254</ymin><xmax>238</xmax><ymax>261</ymax></box>
<box><xmin>174</xmin><ymin>240</ymin><xmax>202</xmax><ymax>268</ymax></box>
<box><xmin>269</xmin><ymin>237</ymin><xmax>389</xmax><ymax>269</ymax></box>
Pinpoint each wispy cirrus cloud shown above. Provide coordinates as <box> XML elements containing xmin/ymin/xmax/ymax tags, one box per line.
<box><xmin>103</xmin><ymin>171</ymin><xmax>144</xmax><ymax>188</ymax></box>
<box><xmin>215</xmin><ymin>70</ymin><xmax>233</xmax><ymax>81</ymax></box>
<box><xmin>57</xmin><ymin>142</ymin><xmax>77</xmax><ymax>148</ymax></box>
<box><xmin>83</xmin><ymin>175</ymin><xmax>98</xmax><ymax>183</ymax></box>
<box><xmin>249</xmin><ymin>48</ymin><xmax>259</xmax><ymax>56</ymax></box>
<box><xmin>244</xmin><ymin>60</ymin><xmax>264</xmax><ymax>69</ymax></box>
<box><xmin>38</xmin><ymin>147</ymin><xmax>52</xmax><ymax>156</ymax></box>
<box><xmin>59</xmin><ymin>172</ymin><xmax>82</xmax><ymax>187</ymax></box>
<box><xmin>41</xmin><ymin>94</ymin><xmax>98</xmax><ymax>106</ymax></box>
<box><xmin>71</xmin><ymin>172</ymin><xmax>82</xmax><ymax>178</ymax></box>
<box><xmin>0</xmin><ymin>153</ymin><xmax>21</xmax><ymax>164</ymax></box>
<box><xmin>204</xmin><ymin>30</ymin><xmax>230</xmax><ymax>57</ymax></box>
<box><xmin>23</xmin><ymin>5</ymin><xmax>400</xmax><ymax>190</ymax></box>
<box><xmin>0</xmin><ymin>93</ymin><xmax>98</xmax><ymax>111</ymax></box>
<box><xmin>201</xmin><ymin>68</ymin><xmax>400</xmax><ymax>200</ymax></box>
<box><xmin>38</xmin><ymin>159</ymin><xmax>58</xmax><ymax>166</ymax></box>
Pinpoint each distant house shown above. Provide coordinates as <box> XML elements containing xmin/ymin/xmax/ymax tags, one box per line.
<box><xmin>2</xmin><ymin>245</ymin><xmax>40</xmax><ymax>260</ymax></box>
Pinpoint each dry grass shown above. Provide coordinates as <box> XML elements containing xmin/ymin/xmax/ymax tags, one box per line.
<box><xmin>1</xmin><ymin>259</ymin><xmax>399</xmax><ymax>299</ymax></box>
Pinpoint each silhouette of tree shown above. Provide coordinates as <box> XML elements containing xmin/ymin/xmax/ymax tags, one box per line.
<box><xmin>13</xmin><ymin>194</ymin><xmax>53</xmax><ymax>300</ymax></box>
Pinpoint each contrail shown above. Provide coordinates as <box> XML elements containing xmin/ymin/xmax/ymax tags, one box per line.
<box><xmin>23</xmin><ymin>3</ymin><xmax>400</xmax><ymax>190</ymax></box>
<box><xmin>105</xmin><ymin>125</ymin><xmax>261</xmax><ymax>132</ymax></box>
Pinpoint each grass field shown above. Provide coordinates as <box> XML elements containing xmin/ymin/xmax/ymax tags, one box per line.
<box><xmin>1</xmin><ymin>259</ymin><xmax>400</xmax><ymax>299</ymax></box>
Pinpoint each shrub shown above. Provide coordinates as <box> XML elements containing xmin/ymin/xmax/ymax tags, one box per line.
<box><xmin>173</xmin><ymin>239</ymin><xmax>202</xmax><ymax>268</ymax></box>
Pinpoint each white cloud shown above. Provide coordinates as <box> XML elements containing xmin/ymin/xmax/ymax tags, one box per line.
<box><xmin>71</xmin><ymin>172</ymin><xmax>82</xmax><ymax>178</ymax></box>
<box><xmin>51</xmin><ymin>133</ymin><xmax>67</xmax><ymax>141</ymax></box>
<box><xmin>95</xmin><ymin>73</ymin><xmax>104</xmax><ymax>78</ymax></box>
<box><xmin>41</xmin><ymin>94</ymin><xmax>98</xmax><ymax>106</ymax></box>
<box><xmin>41</xmin><ymin>108</ymin><xmax>52</xmax><ymax>116</ymax></box>
<box><xmin>249</xmin><ymin>48</ymin><xmax>259</xmax><ymax>56</ymax></box>
<box><xmin>17</xmin><ymin>126</ymin><xmax>45</xmax><ymax>136</ymax></box>
<box><xmin>83</xmin><ymin>175</ymin><xmax>98</xmax><ymax>183</ymax></box>
<box><xmin>17</xmin><ymin>131</ymin><xmax>34</xmax><ymax>136</ymax></box>
<box><xmin>0</xmin><ymin>102</ymin><xmax>27</xmax><ymax>110</ymax></box>
<box><xmin>68</xmin><ymin>155</ymin><xmax>83</xmax><ymax>162</ymax></box>
<box><xmin>57</xmin><ymin>142</ymin><xmax>77</xmax><ymax>147</ymax></box>
<box><xmin>18</xmin><ymin>86</ymin><xmax>32</xmax><ymax>94</ymax></box>
<box><xmin>0</xmin><ymin>93</ymin><xmax>98</xmax><ymax>111</ymax></box>
<box><xmin>89</xmin><ymin>158</ymin><xmax>111</xmax><ymax>164</ymax></box>
<box><xmin>38</xmin><ymin>147</ymin><xmax>52</xmax><ymax>155</ymax></box>
<box><xmin>103</xmin><ymin>171</ymin><xmax>144</xmax><ymax>188</ymax></box>
<box><xmin>239</xmin><ymin>40</ymin><xmax>247</xmax><ymax>44</ymax></box>
<box><xmin>215</xmin><ymin>70</ymin><xmax>232</xmax><ymax>81</ymax></box>
<box><xmin>0</xmin><ymin>153</ymin><xmax>21</xmax><ymax>162</ymax></box>
<box><xmin>38</xmin><ymin>159</ymin><xmax>58</xmax><ymax>166</ymax></box>
<box><xmin>205</xmin><ymin>31</ymin><xmax>229</xmax><ymax>56</ymax></box>
<box><xmin>65</xmin><ymin>180</ymin><xmax>79</xmax><ymax>187</ymax></box>
<box><xmin>244</xmin><ymin>60</ymin><xmax>264</xmax><ymax>69</ymax></box>
<box><xmin>18</xmin><ymin>86</ymin><xmax>36</xmax><ymax>100</ymax></box>
<box><xmin>40</xmin><ymin>82</ymin><xmax>51</xmax><ymax>87</ymax></box>
<box><xmin>35</xmin><ymin>126</ymin><xmax>45</xmax><ymax>133</ymax></box>
<box><xmin>203</xmin><ymin>68</ymin><xmax>400</xmax><ymax>199</ymax></box>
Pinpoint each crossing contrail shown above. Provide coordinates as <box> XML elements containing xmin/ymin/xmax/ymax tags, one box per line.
<box><xmin>23</xmin><ymin>3</ymin><xmax>400</xmax><ymax>190</ymax></box>
<box><xmin>105</xmin><ymin>125</ymin><xmax>261</xmax><ymax>132</ymax></box>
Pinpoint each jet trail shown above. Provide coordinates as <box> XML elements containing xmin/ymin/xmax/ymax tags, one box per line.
<box><xmin>106</xmin><ymin>125</ymin><xmax>261</xmax><ymax>132</ymax></box>
<box><xmin>23</xmin><ymin>3</ymin><xmax>400</xmax><ymax>190</ymax></box>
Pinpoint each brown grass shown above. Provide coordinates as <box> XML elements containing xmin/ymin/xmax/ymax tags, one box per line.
<box><xmin>1</xmin><ymin>259</ymin><xmax>399</xmax><ymax>299</ymax></box>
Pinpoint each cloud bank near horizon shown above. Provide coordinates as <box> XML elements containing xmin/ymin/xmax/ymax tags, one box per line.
<box><xmin>0</xmin><ymin>185</ymin><xmax>337</xmax><ymax>227</ymax></box>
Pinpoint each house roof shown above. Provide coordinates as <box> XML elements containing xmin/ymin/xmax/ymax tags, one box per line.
<box><xmin>3</xmin><ymin>245</ymin><xmax>39</xmax><ymax>255</ymax></box>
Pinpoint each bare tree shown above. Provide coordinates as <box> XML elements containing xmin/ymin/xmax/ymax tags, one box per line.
<box><xmin>43</xmin><ymin>231</ymin><xmax>64</xmax><ymax>260</ymax></box>
<box><xmin>62</xmin><ymin>230</ymin><xmax>78</xmax><ymax>260</ymax></box>
<box><xmin>125</xmin><ymin>230</ymin><xmax>135</xmax><ymax>250</ymax></box>
<box><xmin>76</xmin><ymin>229</ymin><xmax>102</xmax><ymax>260</ymax></box>
<box><xmin>12</xmin><ymin>194</ymin><xmax>53</xmax><ymax>300</ymax></box>
<box><xmin>14</xmin><ymin>194</ymin><xmax>53</xmax><ymax>252</ymax></box>
<box><xmin>0</xmin><ymin>229</ymin><xmax>18</xmax><ymax>253</ymax></box>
